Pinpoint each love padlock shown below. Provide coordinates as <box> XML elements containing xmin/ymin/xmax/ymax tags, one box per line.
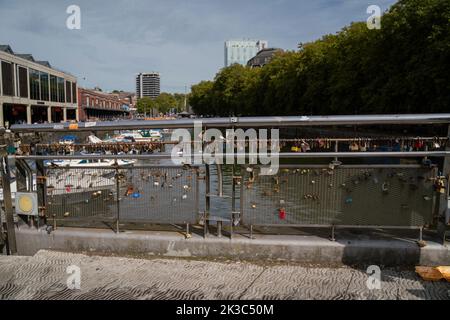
<box><xmin>279</xmin><ymin>208</ymin><xmax>286</xmax><ymax>220</ymax></box>
<box><xmin>435</xmin><ymin>178</ymin><xmax>446</xmax><ymax>194</ymax></box>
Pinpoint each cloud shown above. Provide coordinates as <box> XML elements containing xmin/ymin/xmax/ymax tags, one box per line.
<box><xmin>0</xmin><ymin>0</ymin><xmax>397</xmax><ymax>93</ymax></box>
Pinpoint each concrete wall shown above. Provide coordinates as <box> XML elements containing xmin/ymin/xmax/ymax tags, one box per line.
<box><xmin>14</xmin><ymin>226</ymin><xmax>450</xmax><ymax>267</ymax></box>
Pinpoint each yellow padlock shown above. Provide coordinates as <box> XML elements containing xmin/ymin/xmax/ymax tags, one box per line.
<box><xmin>439</xmin><ymin>179</ymin><xmax>446</xmax><ymax>194</ymax></box>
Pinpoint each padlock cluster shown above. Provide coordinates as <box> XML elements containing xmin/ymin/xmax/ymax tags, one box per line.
<box><xmin>17</xmin><ymin>142</ymin><xmax>167</xmax><ymax>155</ymax></box>
<box><xmin>12</xmin><ymin>136</ymin><xmax>449</xmax><ymax>156</ymax></box>
<box><xmin>284</xmin><ymin>137</ymin><xmax>448</xmax><ymax>153</ymax></box>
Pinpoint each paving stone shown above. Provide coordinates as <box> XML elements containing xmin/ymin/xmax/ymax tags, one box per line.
<box><xmin>0</xmin><ymin>250</ymin><xmax>448</xmax><ymax>300</ymax></box>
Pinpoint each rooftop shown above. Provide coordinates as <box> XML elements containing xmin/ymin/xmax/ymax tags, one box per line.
<box><xmin>0</xmin><ymin>44</ymin><xmax>72</xmax><ymax>77</ymax></box>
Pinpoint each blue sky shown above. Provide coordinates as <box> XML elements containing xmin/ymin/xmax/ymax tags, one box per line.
<box><xmin>0</xmin><ymin>0</ymin><xmax>397</xmax><ymax>93</ymax></box>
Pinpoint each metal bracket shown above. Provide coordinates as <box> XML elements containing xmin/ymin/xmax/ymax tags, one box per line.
<box><xmin>330</xmin><ymin>225</ymin><xmax>336</xmax><ymax>242</ymax></box>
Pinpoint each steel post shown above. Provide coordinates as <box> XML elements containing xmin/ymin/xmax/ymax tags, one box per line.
<box><xmin>437</xmin><ymin>125</ymin><xmax>450</xmax><ymax>242</ymax></box>
<box><xmin>0</xmin><ymin>152</ymin><xmax>17</xmax><ymax>254</ymax></box>
<box><xmin>115</xmin><ymin>167</ymin><xmax>120</xmax><ymax>234</ymax></box>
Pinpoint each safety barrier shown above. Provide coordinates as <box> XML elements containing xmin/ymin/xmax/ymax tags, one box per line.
<box><xmin>38</xmin><ymin>163</ymin><xmax>202</xmax><ymax>232</ymax></box>
<box><xmin>0</xmin><ymin>113</ymin><xmax>449</xmax><ymax>255</ymax></box>
<box><xmin>239</xmin><ymin>165</ymin><xmax>436</xmax><ymax>228</ymax></box>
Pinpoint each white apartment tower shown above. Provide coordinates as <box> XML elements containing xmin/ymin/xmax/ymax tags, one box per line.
<box><xmin>136</xmin><ymin>72</ymin><xmax>160</xmax><ymax>99</ymax></box>
<box><xmin>224</xmin><ymin>39</ymin><xmax>268</xmax><ymax>67</ymax></box>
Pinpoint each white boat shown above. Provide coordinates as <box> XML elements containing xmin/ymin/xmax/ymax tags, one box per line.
<box><xmin>46</xmin><ymin>158</ymin><xmax>136</xmax><ymax>167</ymax></box>
<box><xmin>148</xmin><ymin>130</ymin><xmax>163</xmax><ymax>139</ymax></box>
<box><xmin>108</xmin><ymin>130</ymin><xmax>162</xmax><ymax>143</ymax></box>
<box><xmin>87</xmin><ymin>135</ymin><xmax>103</xmax><ymax>144</ymax></box>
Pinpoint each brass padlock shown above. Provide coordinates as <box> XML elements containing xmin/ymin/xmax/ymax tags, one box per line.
<box><xmin>436</xmin><ymin>178</ymin><xmax>446</xmax><ymax>194</ymax></box>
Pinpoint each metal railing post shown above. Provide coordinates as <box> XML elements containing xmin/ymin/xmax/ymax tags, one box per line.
<box><xmin>438</xmin><ymin>125</ymin><xmax>450</xmax><ymax>243</ymax></box>
<box><xmin>330</xmin><ymin>225</ymin><xmax>336</xmax><ymax>242</ymax></box>
<box><xmin>195</xmin><ymin>167</ymin><xmax>199</xmax><ymax>225</ymax></box>
<box><xmin>240</xmin><ymin>165</ymin><xmax>245</xmax><ymax>235</ymax></box>
<box><xmin>204</xmin><ymin>164</ymin><xmax>210</xmax><ymax>238</ymax></box>
<box><xmin>36</xmin><ymin>159</ymin><xmax>47</xmax><ymax>226</ymax></box>
<box><xmin>217</xmin><ymin>163</ymin><xmax>223</xmax><ymax>197</ymax></box>
<box><xmin>231</xmin><ymin>164</ymin><xmax>235</xmax><ymax>239</ymax></box>
<box><xmin>334</xmin><ymin>141</ymin><xmax>339</xmax><ymax>162</ymax></box>
<box><xmin>0</xmin><ymin>149</ymin><xmax>17</xmax><ymax>254</ymax></box>
<box><xmin>115</xmin><ymin>167</ymin><xmax>120</xmax><ymax>234</ymax></box>
<box><xmin>216</xmin><ymin>163</ymin><xmax>225</xmax><ymax>237</ymax></box>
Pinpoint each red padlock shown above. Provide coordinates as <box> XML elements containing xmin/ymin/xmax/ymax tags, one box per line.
<box><xmin>414</xmin><ymin>139</ymin><xmax>424</xmax><ymax>150</ymax></box>
<box><xmin>279</xmin><ymin>208</ymin><xmax>286</xmax><ymax>220</ymax></box>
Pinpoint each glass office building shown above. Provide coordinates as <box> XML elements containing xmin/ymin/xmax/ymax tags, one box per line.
<box><xmin>0</xmin><ymin>44</ymin><xmax>78</xmax><ymax>126</ymax></box>
<box><xmin>224</xmin><ymin>39</ymin><xmax>268</xmax><ymax>67</ymax></box>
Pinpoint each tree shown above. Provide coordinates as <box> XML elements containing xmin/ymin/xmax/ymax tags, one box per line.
<box><xmin>136</xmin><ymin>97</ymin><xmax>155</xmax><ymax>115</ymax></box>
<box><xmin>189</xmin><ymin>0</ymin><xmax>450</xmax><ymax>116</ymax></box>
<box><xmin>189</xmin><ymin>81</ymin><xmax>214</xmax><ymax>116</ymax></box>
<box><xmin>154</xmin><ymin>93</ymin><xmax>176</xmax><ymax>114</ymax></box>
<box><xmin>173</xmin><ymin>93</ymin><xmax>189</xmax><ymax>112</ymax></box>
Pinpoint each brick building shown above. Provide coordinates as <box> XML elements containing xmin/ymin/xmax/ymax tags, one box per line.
<box><xmin>78</xmin><ymin>88</ymin><xmax>130</xmax><ymax>121</ymax></box>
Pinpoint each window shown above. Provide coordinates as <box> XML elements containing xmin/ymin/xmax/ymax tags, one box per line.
<box><xmin>57</xmin><ymin>77</ymin><xmax>65</xmax><ymax>102</ymax></box>
<box><xmin>29</xmin><ymin>68</ymin><xmax>40</xmax><ymax>100</ymax></box>
<box><xmin>1</xmin><ymin>61</ymin><xmax>14</xmax><ymax>96</ymax></box>
<box><xmin>18</xmin><ymin>66</ymin><xmax>28</xmax><ymax>98</ymax></box>
<box><xmin>65</xmin><ymin>80</ymin><xmax>72</xmax><ymax>103</ymax></box>
<box><xmin>40</xmin><ymin>72</ymin><xmax>49</xmax><ymax>101</ymax></box>
<box><xmin>50</xmin><ymin>75</ymin><xmax>58</xmax><ymax>102</ymax></box>
<box><xmin>72</xmin><ymin>82</ymin><xmax>77</xmax><ymax>103</ymax></box>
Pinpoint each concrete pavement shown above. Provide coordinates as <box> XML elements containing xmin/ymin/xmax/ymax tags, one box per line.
<box><xmin>0</xmin><ymin>250</ymin><xmax>449</xmax><ymax>300</ymax></box>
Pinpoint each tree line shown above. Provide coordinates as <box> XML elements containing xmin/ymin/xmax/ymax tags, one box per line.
<box><xmin>136</xmin><ymin>93</ymin><xmax>188</xmax><ymax>115</ymax></box>
<box><xmin>189</xmin><ymin>0</ymin><xmax>450</xmax><ymax>116</ymax></box>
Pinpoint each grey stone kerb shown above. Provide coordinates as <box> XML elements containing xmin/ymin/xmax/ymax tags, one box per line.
<box><xmin>13</xmin><ymin>226</ymin><xmax>450</xmax><ymax>267</ymax></box>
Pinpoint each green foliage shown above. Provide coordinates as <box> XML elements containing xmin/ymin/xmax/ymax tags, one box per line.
<box><xmin>190</xmin><ymin>0</ymin><xmax>450</xmax><ymax>116</ymax></box>
<box><xmin>136</xmin><ymin>97</ymin><xmax>155</xmax><ymax>114</ymax></box>
<box><xmin>137</xmin><ymin>93</ymin><xmax>189</xmax><ymax>115</ymax></box>
<box><xmin>153</xmin><ymin>93</ymin><xmax>175</xmax><ymax>114</ymax></box>
<box><xmin>172</xmin><ymin>93</ymin><xmax>190</xmax><ymax>112</ymax></box>
<box><xmin>189</xmin><ymin>81</ymin><xmax>214</xmax><ymax>115</ymax></box>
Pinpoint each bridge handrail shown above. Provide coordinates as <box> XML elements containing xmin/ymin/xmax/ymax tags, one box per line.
<box><xmin>7</xmin><ymin>113</ymin><xmax>450</xmax><ymax>132</ymax></box>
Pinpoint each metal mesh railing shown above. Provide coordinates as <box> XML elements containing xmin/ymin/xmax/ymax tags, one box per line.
<box><xmin>46</xmin><ymin>167</ymin><xmax>118</xmax><ymax>224</ymax></box>
<box><xmin>240</xmin><ymin>165</ymin><xmax>437</xmax><ymax>227</ymax></box>
<box><xmin>118</xmin><ymin>166</ymin><xmax>199</xmax><ymax>224</ymax></box>
<box><xmin>45</xmin><ymin>165</ymin><xmax>200</xmax><ymax>226</ymax></box>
